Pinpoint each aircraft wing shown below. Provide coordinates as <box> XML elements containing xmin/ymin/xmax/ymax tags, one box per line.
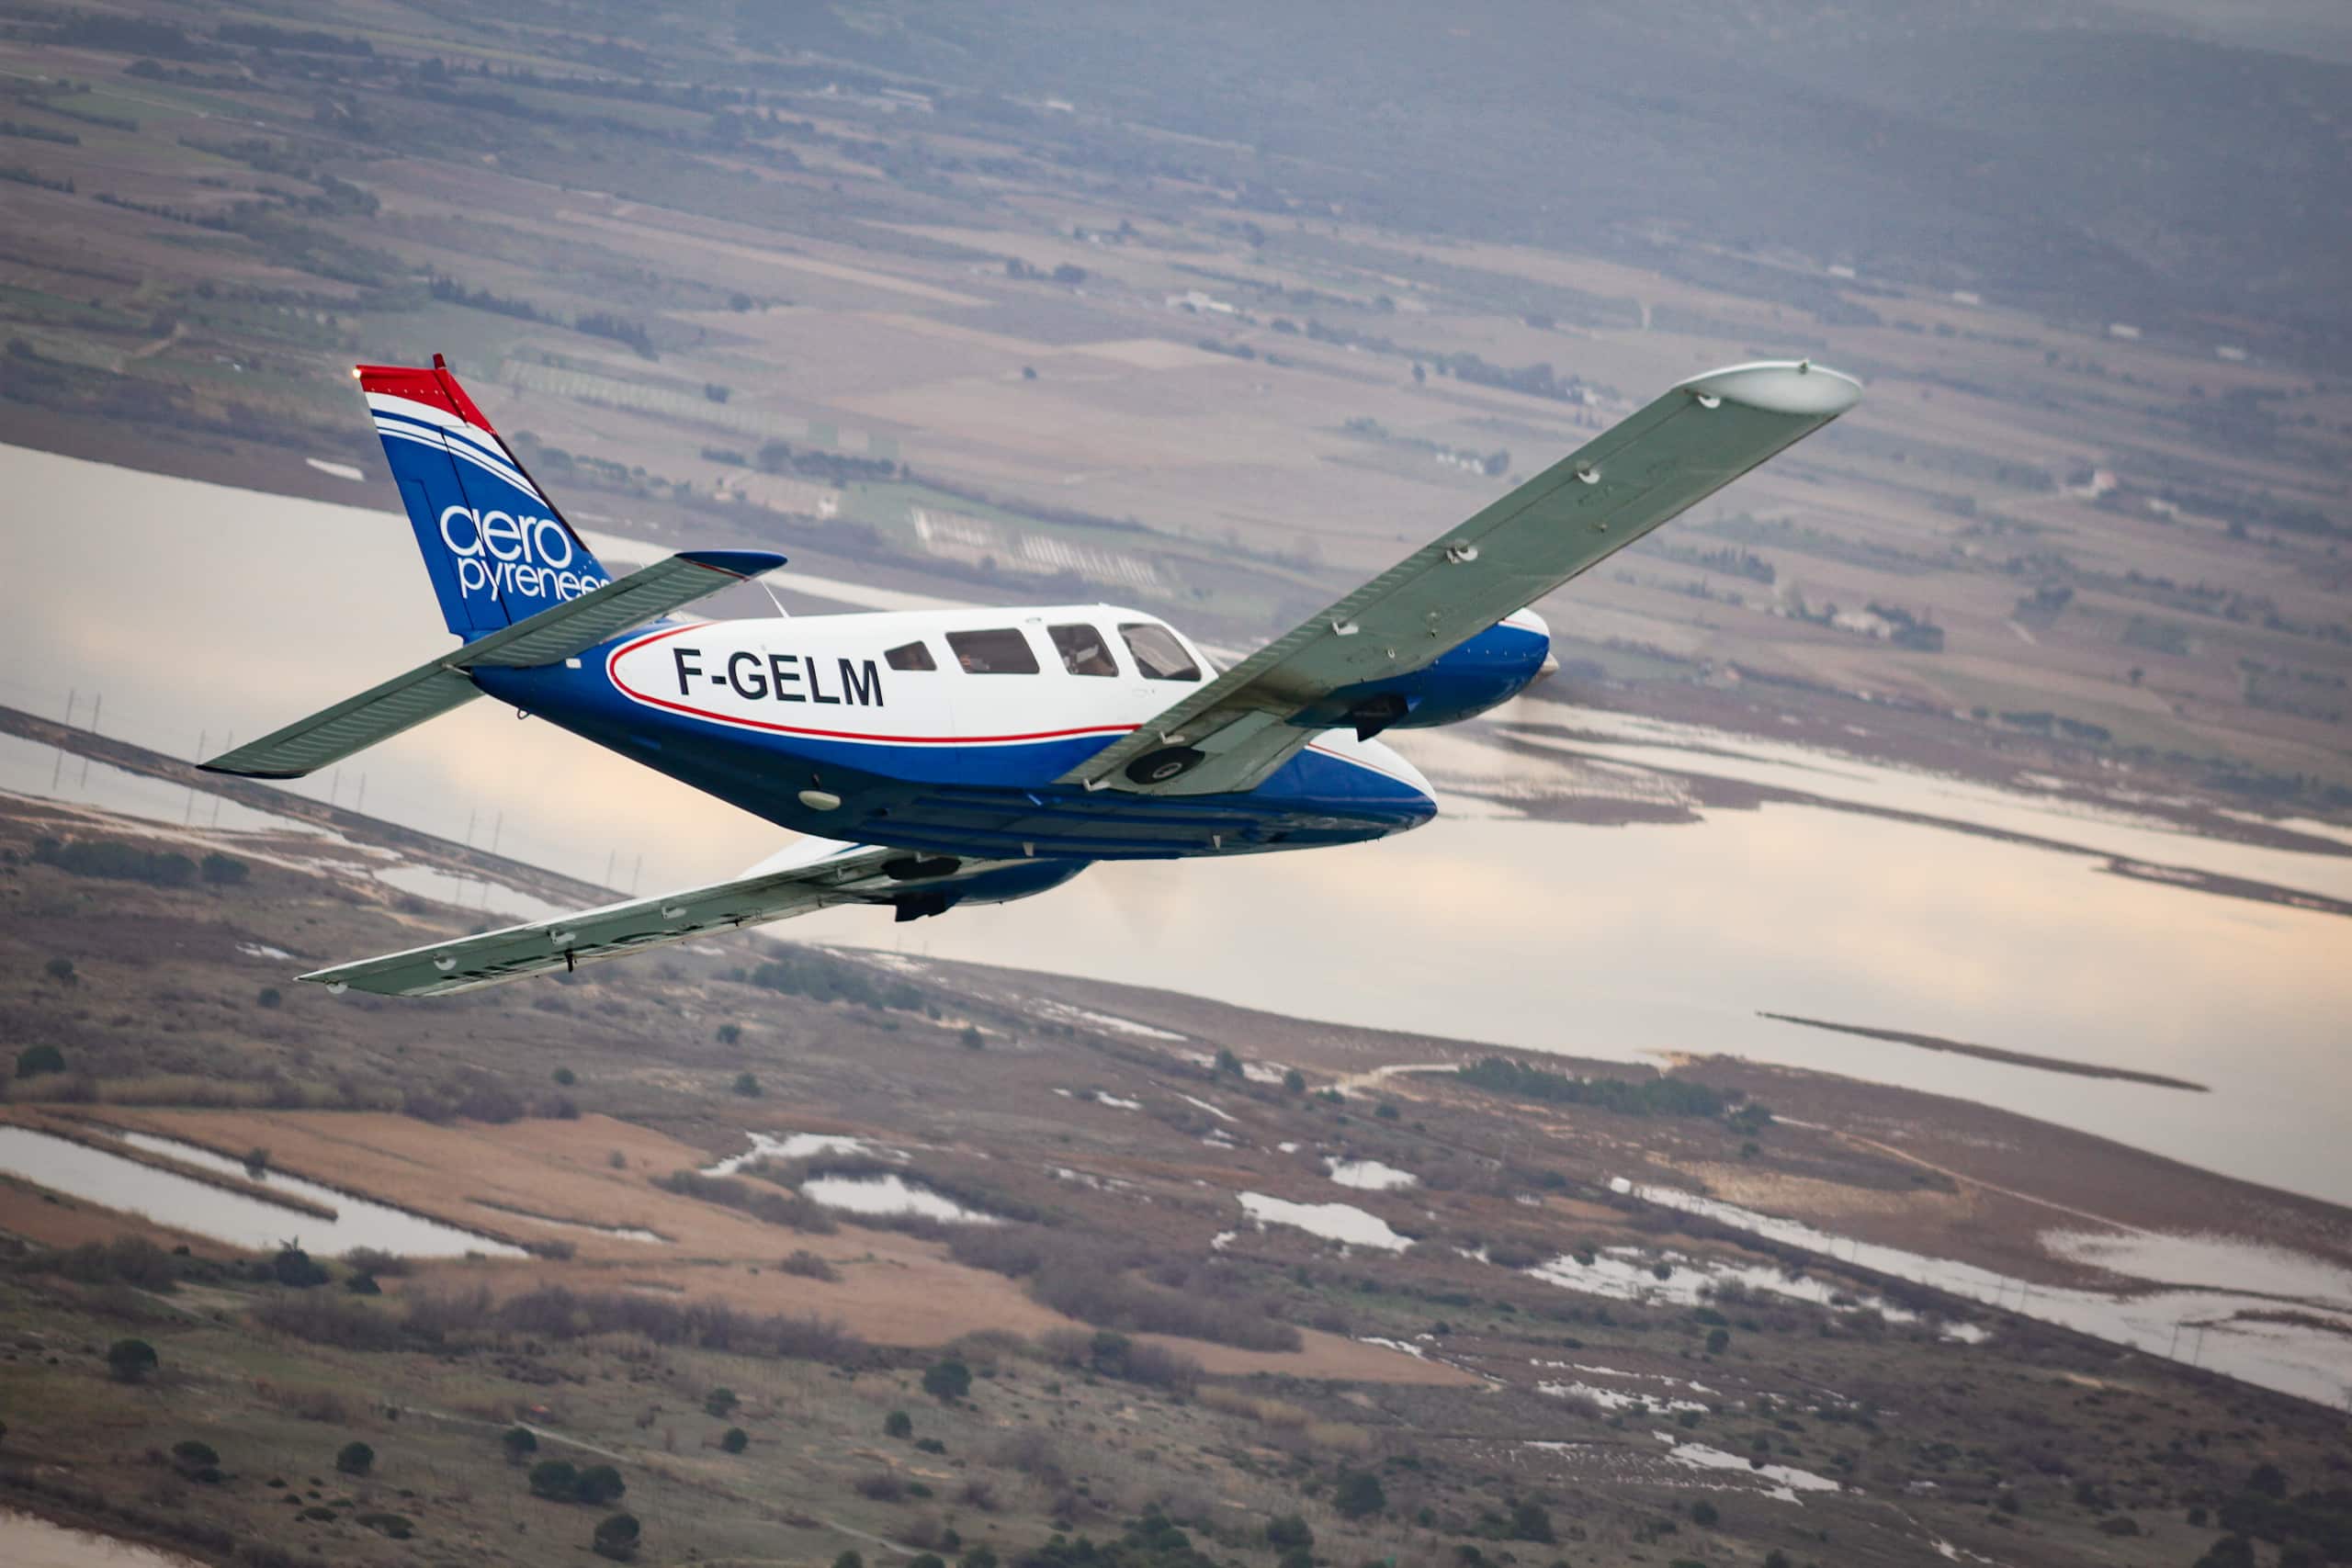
<box><xmin>303</xmin><ymin>840</ymin><xmax>1010</xmax><ymax>998</ymax></box>
<box><xmin>203</xmin><ymin>549</ymin><xmax>784</xmax><ymax>779</ymax></box>
<box><xmin>1058</xmin><ymin>360</ymin><xmax>1860</xmax><ymax>796</ymax></box>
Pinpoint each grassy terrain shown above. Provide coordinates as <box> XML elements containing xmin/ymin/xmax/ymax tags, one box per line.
<box><xmin>0</xmin><ymin>778</ymin><xmax>2347</xmax><ymax>1567</ymax></box>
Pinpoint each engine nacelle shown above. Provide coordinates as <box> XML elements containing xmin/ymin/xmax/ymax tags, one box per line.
<box><xmin>876</xmin><ymin>858</ymin><xmax>1091</xmax><ymax>922</ymax></box>
<box><xmin>1291</xmin><ymin>610</ymin><xmax>1552</xmax><ymax>739</ymax></box>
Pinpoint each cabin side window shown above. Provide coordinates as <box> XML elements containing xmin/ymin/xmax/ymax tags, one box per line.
<box><xmin>884</xmin><ymin>640</ymin><xmax>937</xmax><ymax>671</ymax></box>
<box><xmin>1119</xmin><ymin>622</ymin><xmax>1201</xmax><ymax>682</ymax></box>
<box><xmin>945</xmin><ymin>627</ymin><xmax>1041</xmax><ymax>675</ymax></box>
<box><xmin>1049</xmin><ymin>624</ymin><xmax>1119</xmax><ymax>677</ymax></box>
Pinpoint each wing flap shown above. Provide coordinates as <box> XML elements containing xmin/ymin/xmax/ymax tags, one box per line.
<box><xmin>202</xmin><ymin>549</ymin><xmax>784</xmax><ymax>779</ymax></box>
<box><xmin>1063</xmin><ymin>360</ymin><xmax>1859</xmax><ymax>795</ymax></box>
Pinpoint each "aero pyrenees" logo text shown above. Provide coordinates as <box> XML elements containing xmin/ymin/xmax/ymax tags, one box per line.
<box><xmin>437</xmin><ymin>505</ymin><xmax>607</xmax><ymax>604</ymax></box>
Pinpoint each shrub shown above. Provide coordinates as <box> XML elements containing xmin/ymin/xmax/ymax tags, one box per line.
<box><xmin>720</xmin><ymin>1427</ymin><xmax>748</xmax><ymax>1454</ymax></box>
<box><xmin>922</xmin><ymin>1359</ymin><xmax>971</xmax><ymax>1402</ymax></box>
<box><xmin>732</xmin><ymin>1072</ymin><xmax>762</xmax><ymax>1098</ymax></box>
<box><xmin>529</xmin><ymin>1460</ymin><xmax>579</xmax><ymax>1499</ymax></box>
<box><xmin>1283</xmin><ymin>1067</ymin><xmax>1306</xmax><ymax>1092</ymax></box>
<box><xmin>243</xmin><ymin>1147</ymin><xmax>271</xmax><ymax>1178</ymax></box>
<box><xmin>577</xmin><ymin>1463</ymin><xmax>626</xmax><ymax>1506</ymax></box>
<box><xmin>171</xmin><ymin>1439</ymin><xmax>220</xmax><ymax>1473</ymax></box>
<box><xmin>704</xmin><ymin>1387</ymin><xmax>738</xmax><ymax>1418</ymax></box>
<box><xmin>334</xmin><ymin>1440</ymin><xmax>374</xmax><ymax>1476</ymax></box>
<box><xmin>1690</xmin><ymin>1500</ymin><xmax>1719</xmax><ymax>1527</ymax></box>
<box><xmin>107</xmin><ymin>1337</ymin><xmax>158</xmax><ymax>1382</ymax></box>
<box><xmin>502</xmin><ymin>1427</ymin><xmax>538</xmax><ymax>1465</ymax></box>
<box><xmin>355</xmin><ymin>1511</ymin><xmax>412</xmax><ymax>1539</ymax></box>
<box><xmin>855</xmin><ymin>1471</ymin><xmax>904</xmax><ymax>1501</ymax></box>
<box><xmin>960</xmin><ymin>1025</ymin><xmax>983</xmax><ymax>1050</ymax></box>
<box><xmin>16</xmin><ymin>1043</ymin><xmax>65</xmax><ymax>1077</ymax></box>
<box><xmin>834</xmin><ymin>1554</ymin><xmax>865</xmax><ymax>1568</ymax></box>
<box><xmin>780</xmin><ymin>1249</ymin><xmax>838</xmax><ymax>1280</ymax></box>
<box><xmin>593</xmin><ymin>1512</ymin><xmax>640</xmax><ymax>1561</ymax></box>
<box><xmin>1705</xmin><ymin>1327</ymin><xmax>1730</xmax><ymax>1354</ymax></box>
<box><xmin>42</xmin><ymin>958</ymin><xmax>76</xmax><ymax>987</ymax></box>
<box><xmin>1509</xmin><ymin>1498</ymin><xmax>1556</xmax><ymax>1543</ymax></box>
<box><xmin>272</xmin><ymin>1246</ymin><xmax>330</xmax><ymax>1289</ymax></box>
<box><xmin>256</xmin><ymin>987</ymin><xmax>281</xmax><ymax>1008</ymax></box>
<box><xmin>552</xmin><ymin>1067</ymin><xmax>576</xmax><ymax>1087</ymax></box>
<box><xmin>200</xmin><ymin>852</ymin><xmax>249</xmax><ymax>885</ymax></box>
<box><xmin>1267</xmin><ymin>1516</ymin><xmax>1313</xmax><ymax>1550</ymax></box>
<box><xmin>1334</xmin><ymin>1469</ymin><xmax>1385</xmax><ymax>1518</ymax></box>
<box><xmin>716</xmin><ymin>1023</ymin><xmax>741</xmax><ymax>1045</ymax></box>
<box><xmin>885</xmin><ymin>1410</ymin><xmax>913</xmax><ymax>1438</ymax></box>
<box><xmin>33</xmin><ymin>837</ymin><xmax>195</xmax><ymax>886</ymax></box>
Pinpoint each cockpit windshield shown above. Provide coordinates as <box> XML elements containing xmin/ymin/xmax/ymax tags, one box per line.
<box><xmin>1119</xmin><ymin>622</ymin><xmax>1200</xmax><ymax>682</ymax></box>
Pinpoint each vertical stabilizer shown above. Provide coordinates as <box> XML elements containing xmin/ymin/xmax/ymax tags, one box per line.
<box><xmin>358</xmin><ymin>355</ymin><xmax>611</xmax><ymax>639</ymax></box>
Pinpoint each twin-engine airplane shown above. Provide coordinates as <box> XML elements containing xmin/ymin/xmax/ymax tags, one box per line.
<box><xmin>205</xmin><ymin>355</ymin><xmax>1858</xmax><ymax>997</ymax></box>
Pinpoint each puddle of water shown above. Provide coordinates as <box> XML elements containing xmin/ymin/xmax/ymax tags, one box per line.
<box><xmin>2041</xmin><ymin>1227</ymin><xmax>2352</xmax><ymax>1302</ymax></box>
<box><xmin>1523</xmin><ymin>1242</ymin><xmax>1970</xmax><ymax>1340</ymax></box>
<box><xmin>1236</xmin><ymin>1190</ymin><xmax>1413</xmax><ymax>1251</ymax></box>
<box><xmin>699</xmin><ymin>1131</ymin><xmax>891</xmax><ymax>1177</ymax></box>
<box><xmin>0</xmin><ymin>1126</ymin><xmax>520</xmax><ymax>1258</ymax></box>
<box><xmin>1541</xmin><ymin>1379</ymin><xmax>1707</xmax><ymax>1414</ymax></box>
<box><xmin>802</xmin><ymin>1173</ymin><xmax>997</xmax><ymax>1224</ymax></box>
<box><xmin>1625</xmin><ymin>1180</ymin><xmax>2352</xmax><ymax>1405</ymax></box>
<box><xmin>1327</xmin><ymin>1156</ymin><xmax>1419</xmax><ymax>1191</ymax></box>
<box><xmin>0</xmin><ymin>1510</ymin><xmax>207</xmax><ymax>1568</ymax></box>
<box><xmin>1034</xmin><ymin>999</ymin><xmax>1186</xmax><ymax>1041</ymax></box>
<box><xmin>1652</xmin><ymin>1431</ymin><xmax>1841</xmax><ymax>1498</ymax></box>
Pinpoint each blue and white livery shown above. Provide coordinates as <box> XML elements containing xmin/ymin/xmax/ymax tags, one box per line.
<box><xmin>205</xmin><ymin>354</ymin><xmax>1859</xmax><ymax>995</ymax></box>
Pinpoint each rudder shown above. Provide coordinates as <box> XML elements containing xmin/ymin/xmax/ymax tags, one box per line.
<box><xmin>359</xmin><ymin>355</ymin><xmax>610</xmax><ymax>638</ymax></box>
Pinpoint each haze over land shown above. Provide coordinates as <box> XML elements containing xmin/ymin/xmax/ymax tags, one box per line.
<box><xmin>0</xmin><ymin>6</ymin><xmax>2347</xmax><ymax>1568</ymax></box>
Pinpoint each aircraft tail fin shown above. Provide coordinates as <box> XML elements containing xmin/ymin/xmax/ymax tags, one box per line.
<box><xmin>359</xmin><ymin>355</ymin><xmax>612</xmax><ymax>639</ymax></box>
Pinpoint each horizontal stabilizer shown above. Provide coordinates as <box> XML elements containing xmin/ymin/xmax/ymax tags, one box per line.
<box><xmin>202</xmin><ymin>549</ymin><xmax>785</xmax><ymax>779</ymax></box>
<box><xmin>301</xmin><ymin>841</ymin><xmax>1015</xmax><ymax>997</ymax></box>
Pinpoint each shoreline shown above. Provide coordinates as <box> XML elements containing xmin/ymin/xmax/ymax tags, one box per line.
<box><xmin>1754</xmin><ymin>1012</ymin><xmax>2211</xmax><ymax>1091</ymax></box>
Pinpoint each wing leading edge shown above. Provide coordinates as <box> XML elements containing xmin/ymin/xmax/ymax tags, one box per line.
<box><xmin>1060</xmin><ymin>360</ymin><xmax>1860</xmax><ymax>795</ymax></box>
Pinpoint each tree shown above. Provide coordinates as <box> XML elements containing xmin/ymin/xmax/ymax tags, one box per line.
<box><xmin>199</xmin><ymin>852</ymin><xmax>249</xmax><ymax>885</ymax></box>
<box><xmin>502</xmin><ymin>1426</ymin><xmax>537</xmax><ymax>1465</ymax></box>
<box><xmin>243</xmin><ymin>1146</ymin><xmax>270</xmax><ymax>1178</ymax></box>
<box><xmin>1214</xmin><ymin>1047</ymin><xmax>1242</xmax><ymax>1077</ymax></box>
<box><xmin>1283</xmin><ymin>1067</ymin><xmax>1306</xmax><ymax>1092</ymax></box>
<box><xmin>107</xmin><ymin>1337</ymin><xmax>157</xmax><ymax>1382</ymax></box>
<box><xmin>704</xmin><ymin>1387</ymin><xmax>738</xmax><ymax>1418</ymax></box>
<box><xmin>1690</xmin><ymin>1499</ymin><xmax>1718</xmax><ymax>1527</ymax></box>
<box><xmin>922</xmin><ymin>1359</ymin><xmax>971</xmax><ymax>1402</ymax></box>
<box><xmin>577</xmin><ymin>1463</ymin><xmax>626</xmax><ymax>1506</ymax></box>
<box><xmin>833</xmin><ymin>1553</ymin><xmax>864</xmax><ymax>1568</ymax></box>
<box><xmin>1508</xmin><ymin>1499</ymin><xmax>1555</xmax><ymax>1543</ymax></box>
<box><xmin>1705</xmin><ymin>1326</ymin><xmax>1731</xmax><ymax>1354</ymax></box>
<box><xmin>2248</xmin><ymin>1463</ymin><xmax>2289</xmax><ymax>1499</ymax></box>
<box><xmin>716</xmin><ymin>1022</ymin><xmax>741</xmax><ymax>1044</ymax></box>
<box><xmin>16</xmin><ymin>1043</ymin><xmax>64</xmax><ymax>1077</ymax></box>
<box><xmin>529</xmin><ymin>1460</ymin><xmax>580</xmax><ymax>1500</ymax></box>
<box><xmin>1266</xmin><ymin>1515</ymin><xmax>1314</xmax><ymax>1550</ymax></box>
<box><xmin>273</xmin><ymin>1245</ymin><xmax>330</xmax><ymax>1289</ymax></box>
<box><xmin>170</xmin><ymin>1439</ymin><xmax>220</xmax><ymax>1474</ymax></box>
<box><xmin>593</xmin><ymin>1512</ymin><xmax>641</xmax><ymax>1561</ymax></box>
<box><xmin>335</xmin><ymin>1440</ymin><xmax>375</xmax><ymax>1476</ymax></box>
<box><xmin>1333</xmin><ymin>1469</ymin><xmax>1385</xmax><ymax>1518</ymax></box>
<box><xmin>552</xmin><ymin>1066</ymin><xmax>576</xmax><ymax>1087</ymax></box>
<box><xmin>720</xmin><ymin>1427</ymin><xmax>748</xmax><ymax>1454</ymax></box>
<box><xmin>731</xmin><ymin>1072</ymin><xmax>762</xmax><ymax>1098</ymax></box>
<box><xmin>885</xmin><ymin>1410</ymin><xmax>913</xmax><ymax>1438</ymax></box>
<box><xmin>42</xmin><ymin>957</ymin><xmax>75</xmax><ymax>987</ymax></box>
<box><xmin>960</xmin><ymin>1024</ymin><xmax>984</xmax><ymax>1050</ymax></box>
